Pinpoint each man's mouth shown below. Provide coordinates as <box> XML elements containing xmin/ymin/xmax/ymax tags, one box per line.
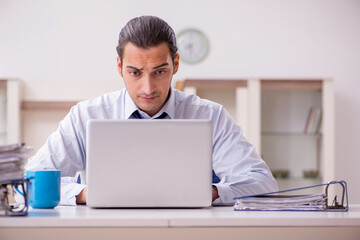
<box><xmin>140</xmin><ymin>95</ymin><xmax>157</xmax><ymax>102</ymax></box>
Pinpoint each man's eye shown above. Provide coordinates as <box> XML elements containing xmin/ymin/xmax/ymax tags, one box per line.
<box><xmin>130</xmin><ymin>71</ymin><xmax>140</xmax><ymax>76</ymax></box>
<box><xmin>155</xmin><ymin>70</ymin><xmax>166</xmax><ymax>75</ymax></box>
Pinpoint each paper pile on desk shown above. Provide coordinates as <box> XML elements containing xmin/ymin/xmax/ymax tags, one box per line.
<box><xmin>234</xmin><ymin>193</ymin><xmax>327</xmax><ymax>211</ymax></box>
<box><xmin>0</xmin><ymin>143</ymin><xmax>32</xmax><ymax>182</ymax></box>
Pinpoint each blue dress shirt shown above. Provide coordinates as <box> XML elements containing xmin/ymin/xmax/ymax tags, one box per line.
<box><xmin>25</xmin><ymin>88</ymin><xmax>278</xmax><ymax>205</ymax></box>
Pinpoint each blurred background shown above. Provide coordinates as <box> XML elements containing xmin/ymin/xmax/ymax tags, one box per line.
<box><xmin>0</xmin><ymin>0</ymin><xmax>359</xmax><ymax>202</ymax></box>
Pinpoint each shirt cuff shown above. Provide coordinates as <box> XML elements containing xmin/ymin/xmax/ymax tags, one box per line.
<box><xmin>212</xmin><ymin>183</ymin><xmax>235</xmax><ymax>206</ymax></box>
<box><xmin>60</xmin><ymin>177</ymin><xmax>86</xmax><ymax>206</ymax></box>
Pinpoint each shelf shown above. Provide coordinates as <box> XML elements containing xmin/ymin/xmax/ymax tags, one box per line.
<box><xmin>0</xmin><ymin>79</ymin><xmax>20</xmax><ymax>144</ymax></box>
<box><xmin>182</xmin><ymin>79</ymin><xmax>248</xmax><ymax>89</ymax></box>
<box><xmin>275</xmin><ymin>177</ymin><xmax>323</xmax><ymax>192</ymax></box>
<box><xmin>21</xmin><ymin>101</ymin><xmax>79</xmax><ymax>111</ymax></box>
<box><xmin>274</xmin><ymin>176</ymin><xmax>322</xmax><ymax>181</ymax></box>
<box><xmin>261</xmin><ymin>79</ymin><xmax>323</xmax><ymax>90</ymax></box>
<box><xmin>262</xmin><ymin>132</ymin><xmax>322</xmax><ymax>137</ymax></box>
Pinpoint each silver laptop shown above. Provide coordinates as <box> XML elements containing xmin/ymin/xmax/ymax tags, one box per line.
<box><xmin>86</xmin><ymin>119</ymin><xmax>213</xmax><ymax>208</ymax></box>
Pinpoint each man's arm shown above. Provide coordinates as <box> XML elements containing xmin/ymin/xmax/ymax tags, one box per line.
<box><xmin>25</xmin><ymin>104</ymin><xmax>88</xmax><ymax>206</ymax></box>
<box><xmin>211</xmin><ymin>107</ymin><xmax>278</xmax><ymax>205</ymax></box>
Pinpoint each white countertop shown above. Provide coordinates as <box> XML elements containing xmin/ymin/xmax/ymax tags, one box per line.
<box><xmin>2</xmin><ymin>204</ymin><xmax>360</xmax><ymax>228</ymax></box>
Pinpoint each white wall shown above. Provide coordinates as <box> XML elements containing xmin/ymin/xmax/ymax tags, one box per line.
<box><xmin>1</xmin><ymin>0</ymin><xmax>359</xmax><ymax>202</ymax></box>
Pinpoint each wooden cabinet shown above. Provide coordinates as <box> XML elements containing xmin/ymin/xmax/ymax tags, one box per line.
<box><xmin>0</xmin><ymin>79</ymin><xmax>21</xmax><ymax>144</ymax></box>
<box><xmin>259</xmin><ymin>79</ymin><xmax>334</xmax><ymax>190</ymax></box>
<box><xmin>178</xmin><ymin>78</ymin><xmax>334</xmax><ymax>190</ymax></box>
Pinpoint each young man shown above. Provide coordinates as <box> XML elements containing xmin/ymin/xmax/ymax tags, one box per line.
<box><xmin>25</xmin><ymin>16</ymin><xmax>278</xmax><ymax>205</ymax></box>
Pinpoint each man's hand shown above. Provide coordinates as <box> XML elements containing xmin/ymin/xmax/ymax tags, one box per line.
<box><xmin>76</xmin><ymin>187</ymin><xmax>87</xmax><ymax>205</ymax></box>
<box><xmin>212</xmin><ymin>185</ymin><xmax>219</xmax><ymax>202</ymax></box>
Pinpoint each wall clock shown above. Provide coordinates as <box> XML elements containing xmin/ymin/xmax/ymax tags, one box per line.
<box><xmin>176</xmin><ymin>28</ymin><xmax>209</xmax><ymax>64</ymax></box>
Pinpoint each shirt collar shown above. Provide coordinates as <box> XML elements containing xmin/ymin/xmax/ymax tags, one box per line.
<box><xmin>124</xmin><ymin>89</ymin><xmax>140</xmax><ymax>119</ymax></box>
<box><xmin>157</xmin><ymin>88</ymin><xmax>175</xmax><ymax>119</ymax></box>
<box><xmin>124</xmin><ymin>88</ymin><xmax>175</xmax><ymax>119</ymax></box>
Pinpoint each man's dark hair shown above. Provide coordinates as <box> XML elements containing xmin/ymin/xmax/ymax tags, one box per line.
<box><xmin>116</xmin><ymin>16</ymin><xmax>178</xmax><ymax>63</ymax></box>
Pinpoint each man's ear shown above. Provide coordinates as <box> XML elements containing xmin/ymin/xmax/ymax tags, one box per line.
<box><xmin>173</xmin><ymin>54</ymin><xmax>180</xmax><ymax>74</ymax></box>
<box><xmin>117</xmin><ymin>56</ymin><xmax>123</xmax><ymax>77</ymax></box>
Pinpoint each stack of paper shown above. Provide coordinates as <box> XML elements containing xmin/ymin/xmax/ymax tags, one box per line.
<box><xmin>0</xmin><ymin>143</ymin><xmax>32</xmax><ymax>182</ymax></box>
<box><xmin>234</xmin><ymin>193</ymin><xmax>327</xmax><ymax>211</ymax></box>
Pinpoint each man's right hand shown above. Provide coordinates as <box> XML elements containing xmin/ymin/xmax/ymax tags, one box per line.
<box><xmin>76</xmin><ymin>187</ymin><xmax>87</xmax><ymax>205</ymax></box>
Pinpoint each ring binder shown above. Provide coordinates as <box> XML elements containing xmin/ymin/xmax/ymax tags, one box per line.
<box><xmin>0</xmin><ymin>143</ymin><xmax>32</xmax><ymax>216</ymax></box>
<box><xmin>325</xmin><ymin>181</ymin><xmax>347</xmax><ymax>210</ymax></box>
<box><xmin>234</xmin><ymin>180</ymin><xmax>349</xmax><ymax>212</ymax></box>
<box><xmin>0</xmin><ymin>178</ymin><xmax>29</xmax><ymax>216</ymax></box>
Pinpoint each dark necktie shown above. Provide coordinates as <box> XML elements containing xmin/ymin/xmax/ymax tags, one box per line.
<box><xmin>131</xmin><ymin>110</ymin><xmax>220</xmax><ymax>184</ymax></box>
<box><xmin>132</xmin><ymin>110</ymin><xmax>168</xmax><ymax>119</ymax></box>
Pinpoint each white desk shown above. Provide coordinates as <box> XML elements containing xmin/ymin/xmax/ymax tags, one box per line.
<box><xmin>1</xmin><ymin>205</ymin><xmax>360</xmax><ymax>240</ymax></box>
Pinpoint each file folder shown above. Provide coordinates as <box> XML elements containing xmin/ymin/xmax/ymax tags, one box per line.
<box><xmin>0</xmin><ymin>143</ymin><xmax>31</xmax><ymax>216</ymax></box>
<box><xmin>234</xmin><ymin>180</ymin><xmax>348</xmax><ymax>212</ymax></box>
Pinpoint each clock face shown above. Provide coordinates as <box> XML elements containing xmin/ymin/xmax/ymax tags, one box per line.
<box><xmin>177</xmin><ymin>28</ymin><xmax>209</xmax><ymax>64</ymax></box>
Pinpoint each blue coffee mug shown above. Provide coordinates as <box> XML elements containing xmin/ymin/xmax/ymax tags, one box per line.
<box><xmin>25</xmin><ymin>170</ymin><xmax>61</xmax><ymax>209</ymax></box>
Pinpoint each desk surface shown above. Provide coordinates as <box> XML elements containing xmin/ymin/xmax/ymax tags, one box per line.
<box><xmin>2</xmin><ymin>204</ymin><xmax>360</xmax><ymax>228</ymax></box>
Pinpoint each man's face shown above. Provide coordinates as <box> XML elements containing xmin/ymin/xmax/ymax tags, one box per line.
<box><xmin>117</xmin><ymin>42</ymin><xmax>179</xmax><ymax>117</ymax></box>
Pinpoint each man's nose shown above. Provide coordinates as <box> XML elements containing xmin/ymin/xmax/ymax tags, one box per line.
<box><xmin>141</xmin><ymin>75</ymin><xmax>156</xmax><ymax>95</ymax></box>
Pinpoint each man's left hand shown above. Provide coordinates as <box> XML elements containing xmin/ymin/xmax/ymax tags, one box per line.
<box><xmin>212</xmin><ymin>185</ymin><xmax>219</xmax><ymax>202</ymax></box>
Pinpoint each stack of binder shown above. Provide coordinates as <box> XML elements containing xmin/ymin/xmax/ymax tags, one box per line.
<box><xmin>235</xmin><ymin>193</ymin><xmax>327</xmax><ymax>211</ymax></box>
<box><xmin>234</xmin><ymin>181</ymin><xmax>348</xmax><ymax>212</ymax></box>
<box><xmin>0</xmin><ymin>143</ymin><xmax>31</xmax><ymax>181</ymax></box>
<box><xmin>0</xmin><ymin>143</ymin><xmax>32</xmax><ymax>216</ymax></box>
